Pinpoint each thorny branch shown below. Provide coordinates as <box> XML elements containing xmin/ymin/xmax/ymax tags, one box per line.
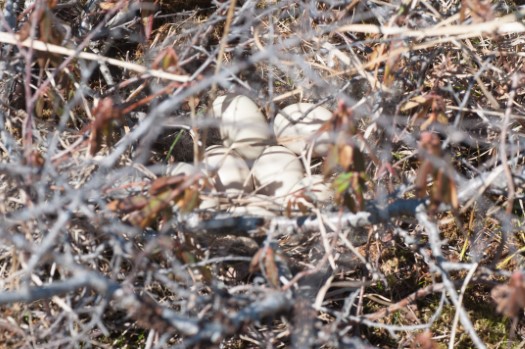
<box><xmin>182</xmin><ymin>161</ymin><xmax>521</xmax><ymax>237</ymax></box>
<box><xmin>1</xmin><ymin>0</ymin><xmax>525</xmax><ymax>348</ymax></box>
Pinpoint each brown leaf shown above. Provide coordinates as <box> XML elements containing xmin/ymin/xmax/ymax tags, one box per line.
<box><xmin>406</xmin><ymin>95</ymin><xmax>447</xmax><ymax>130</ymax></box>
<box><xmin>127</xmin><ymin>191</ymin><xmax>174</xmax><ymax>228</ymax></box>
<box><xmin>89</xmin><ymin>98</ymin><xmax>122</xmax><ymax>155</ymax></box>
<box><xmin>461</xmin><ymin>0</ymin><xmax>494</xmax><ymax>23</ymax></box>
<box><xmin>338</xmin><ymin>145</ymin><xmax>354</xmax><ymax>170</ymax></box>
<box><xmin>415</xmin><ymin>132</ymin><xmax>442</xmax><ymax>199</ymax></box>
<box><xmin>285</xmin><ymin>199</ymin><xmax>293</xmax><ymax>218</ymax></box>
<box><xmin>249</xmin><ymin>247</ymin><xmax>280</xmax><ymax>288</ymax></box>
<box><xmin>367</xmin><ymin>44</ymin><xmax>387</xmax><ymax>72</ymax></box>
<box><xmin>150</xmin><ymin>47</ymin><xmax>188</xmax><ymax>76</ymax></box>
<box><xmin>26</xmin><ymin>149</ymin><xmax>45</xmax><ymax>168</ymax></box>
<box><xmin>249</xmin><ymin>248</ymin><xmax>264</xmax><ymax>274</ymax></box>
<box><xmin>38</xmin><ymin>7</ymin><xmax>64</xmax><ymax>46</ymax></box>
<box><xmin>140</xmin><ymin>0</ymin><xmax>157</xmax><ymax>40</ymax></box>
<box><xmin>415</xmin><ymin>160</ymin><xmax>433</xmax><ymax>198</ymax></box>
<box><xmin>492</xmin><ymin>271</ymin><xmax>525</xmax><ymax>318</ymax></box>
<box><xmin>264</xmin><ymin>248</ymin><xmax>280</xmax><ymax>288</ymax></box>
<box><xmin>338</xmin><ymin>144</ymin><xmax>366</xmax><ymax>172</ymax></box>
<box><xmin>400</xmin><ymin>96</ymin><xmax>429</xmax><ymax>112</ymax></box>
<box><xmin>175</xmin><ymin>187</ymin><xmax>201</xmax><ymax>213</ymax></box>
<box><xmin>99</xmin><ymin>0</ymin><xmax>126</xmax><ymax>10</ymax></box>
<box><xmin>123</xmin><ymin>177</ymin><xmax>202</xmax><ymax>228</ymax></box>
<box><xmin>411</xmin><ymin>330</ymin><xmax>438</xmax><ymax>349</ymax></box>
<box><xmin>383</xmin><ymin>42</ymin><xmax>402</xmax><ymax>87</ymax></box>
<box><xmin>416</xmin><ymin>132</ymin><xmax>458</xmax><ymax>210</ymax></box>
<box><xmin>432</xmin><ymin>170</ymin><xmax>458</xmax><ymax>210</ymax></box>
<box><xmin>322</xmin><ymin>146</ymin><xmax>340</xmax><ymax>177</ymax></box>
<box><xmin>108</xmin><ymin>195</ymin><xmax>149</xmax><ymax>213</ymax></box>
<box><xmin>149</xmin><ymin>175</ymin><xmax>185</xmax><ymax>195</ymax></box>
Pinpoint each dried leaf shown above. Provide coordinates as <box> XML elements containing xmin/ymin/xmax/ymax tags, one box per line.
<box><xmin>415</xmin><ymin>132</ymin><xmax>442</xmax><ymax>198</ymax></box>
<box><xmin>337</xmin><ymin>144</ymin><xmax>366</xmax><ymax>172</ymax></box>
<box><xmin>89</xmin><ymin>98</ymin><xmax>122</xmax><ymax>155</ymax></box>
<box><xmin>99</xmin><ymin>0</ymin><xmax>124</xmax><ymax>10</ymax></box>
<box><xmin>415</xmin><ymin>160</ymin><xmax>433</xmax><ymax>198</ymax></box>
<box><xmin>249</xmin><ymin>247</ymin><xmax>280</xmax><ymax>288</ymax></box>
<box><xmin>108</xmin><ymin>195</ymin><xmax>149</xmax><ymax>213</ymax></box>
<box><xmin>333</xmin><ymin>172</ymin><xmax>366</xmax><ymax>212</ymax></box>
<box><xmin>176</xmin><ymin>187</ymin><xmax>201</xmax><ymax>213</ymax></box>
<box><xmin>461</xmin><ymin>0</ymin><xmax>494</xmax><ymax>23</ymax></box>
<box><xmin>433</xmin><ymin>170</ymin><xmax>458</xmax><ymax>210</ymax></box>
<box><xmin>264</xmin><ymin>248</ymin><xmax>280</xmax><ymax>288</ymax></box>
<box><xmin>367</xmin><ymin>44</ymin><xmax>387</xmax><ymax>71</ymax></box>
<box><xmin>151</xmin><ymin>47</ymin><xmax>179</xmax><ymax>71</ymax></box>
<box><xmin>26</xmin><ymin>149</ymin><xmax>45</xmax><ymax>168</ymax></box>
<box><xmin>339</xmin><ymin>145</ymin><xmax>354</xmax><ymax>170</ymax></box>
<box><xmin>411</xmin><ymin>330</ymin><xmax>438</xmax><ymax>349</ymax></box>
<box><xmin>150</xmin><ymin>175</ymin><xmax>185</xmax><ymax>195</ymax></box>
<box><xmin>383</xmin><ymin>42</ymin><xmax>402</xmax><ymax>87</ymax></box>
<box><xmin>249</xmin><ymin>248</ymin><xmax>264</xmax><ymax>274</ymax></box>
<box><xmin>39</xmin><ymin>8</ymin><xmax>63</xmax><ymax>45</ymax></box>
<box><xmin>492</xmin><ymin>271</ymin><xmax>525</xmax><ymax>317</ymax></box>
<box><xmin>140</xmin><ymin>0</ymin><xmax>157</xmax><ymax>40</ymax></box>
<box><xmin>285</xmin><ymin>198</ymin><xmax>293</xmax><ymax>218</ymax></box>
<box><xmin>416</xmin><ymin>132</ymin><xmax>458</xmax><ymax>210</ymax></box>
<box><xmin>128</xmin><ymin>191</ymin><xmax>173</xmax><ymax>228</ymax></box>
<box><xmin>322</xmin><ymin>146</ymin><xmax>340</xmax><ymax>177</ymax></box>
<box><xmin>400</xmin><ymin>96</ymin><xmax>429</xmax><ymax>112</ymax></box>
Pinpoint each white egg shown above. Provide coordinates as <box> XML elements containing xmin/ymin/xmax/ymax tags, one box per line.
<box><xmin>273</xmin><ymin>103</ymin><xmax>332</xmax><ymax>156</ymax></box>
<box><xmin>245</xmin><ymin>194</ymin><xmax>280</xmax><ymax>210</ymax></box>
<box><xmin>199</xmin><ymin>195</ymin><xmax>220</xmax><ymax>210</ymax></box>
<box><xmin>229</xmin><ymin>205</ymin><xmax>275</xmax><ymax>217</ymax></box>
<box><xmin>203</xmin><ymin>145</ymin><xmax>253</xmax><ymax>194</ymax></box>
<box><xmin>229</xmin><ymin>195</ymin><xmax>277</xmax><ymax>217</ymax></box>
<box><xmin>165</xmin><ymin>163</ymin><xmax>219</xmax><ymax>210</ymax></box>
<box><xmin>252</xmin><ymin>146</ymin><xmax>304</xmax><ymax>198</ymax></box>
<box><xmin>289</xmin><ymin>175</ymin><xmax>334</xmax><ymax>203</ymax></box>
<box><xmin>166</xmin><ymin>162</ymin><xmax>195</xmax><ymax>177</ymax></box>
<box><xmin>212</xmin><ymin>95</ymin><xmax>271</xmax><ymax>160</ymax></box>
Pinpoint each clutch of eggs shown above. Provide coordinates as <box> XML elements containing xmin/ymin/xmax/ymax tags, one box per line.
<box><xmin>169</xmin><ymin>95</ymin><xmax>337</xmax><ymax>213</ymax></box>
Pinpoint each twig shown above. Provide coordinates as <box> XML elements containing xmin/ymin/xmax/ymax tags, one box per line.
<box><xmin>183</xmin><ymin>198</ymin><xmax>426</xmax><ymax>237</ymax></box>
<box><xmin>336</xmin><ymin>9</ymin><xmax>525</xmax><ymax>38</ymax></box>
<box><xmin>210</xmin><ymin>0</ymin><xmax>237</xmax><ymax>98</ymax></box>
<box><xmin>0</xmin><ymin>271</ymin><xmax>119</xmax><ymax>306</ymax></box>
<box><xmin>416</xmin><ymin>207</ymin><xmax>487</xmax><ymax>349</ymax></box>
<box><xmin>449</xmin><ymin>263</ymin><xmax>479</xmax><ymax>349</ymax></box>
<box><xmin>0</xmin><ymin>32</ymin><xmax>191</xmax><ymax>83</ymax></box>
<box><xmin>365</xmin><ymin>283</ymin><xmax>446</xmax><ymax>321</ymax></box>
<box><xmin>500</xmin><ymin>74</ymin><xmax>518</xmax><ymax>214</ymax></box>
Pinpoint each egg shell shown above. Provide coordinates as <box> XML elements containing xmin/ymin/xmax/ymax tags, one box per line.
<box><xmin>212</xmin><ymin>95</ymin><xmax>271</xmax><ymax>160</ymax></box>
<box><xmin>166</xmin><ymin>162</ymin><xmax>195</xmax><ymax>177</ymax></box>
<box><xmin>165</xmin><ymin>163</ymin><xmax>219</xmax><ymax>210</ymax></box>
<box><xmin>252</xmin><ymin>146</ymin><xmax>304</xmax><ymax>198</ymax></box>
<box><xmin>245</xmin><ymin>194</ymin><xmax>280</xmax><ymax>210</ymax></box>
<box><xmin>288</xmin><ymin>174</ymin><xmax>333</xmax><ymax>203</ymax></box>
<box><xmin>203</xmin><ymin>145</ymin><xmax>253</xmax><ymax>194</ymax></box>
<box><xmin>273</xmin><ymin>103</ymin><xmax>332</xmax><ymax>156</ymax></box>
<box><xmin>199</xmin><ymin>195</ymin><xmax>220</xmax><ymax>210</ymax></box>
<box><xmin>229</xmin><ymin>205</ymin><xmax>275</xmax><ymax>217</ymax></box>
<box><xmin>229</xmin><ymin>194</ymin><xmax>277</xmax><ymax>217</ymax></box>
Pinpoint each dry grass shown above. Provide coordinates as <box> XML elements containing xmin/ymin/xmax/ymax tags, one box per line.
<box><xmin>0</xmin><ymin>0</ymin><xmax>525</xmax><ymax>348</ymax></box>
